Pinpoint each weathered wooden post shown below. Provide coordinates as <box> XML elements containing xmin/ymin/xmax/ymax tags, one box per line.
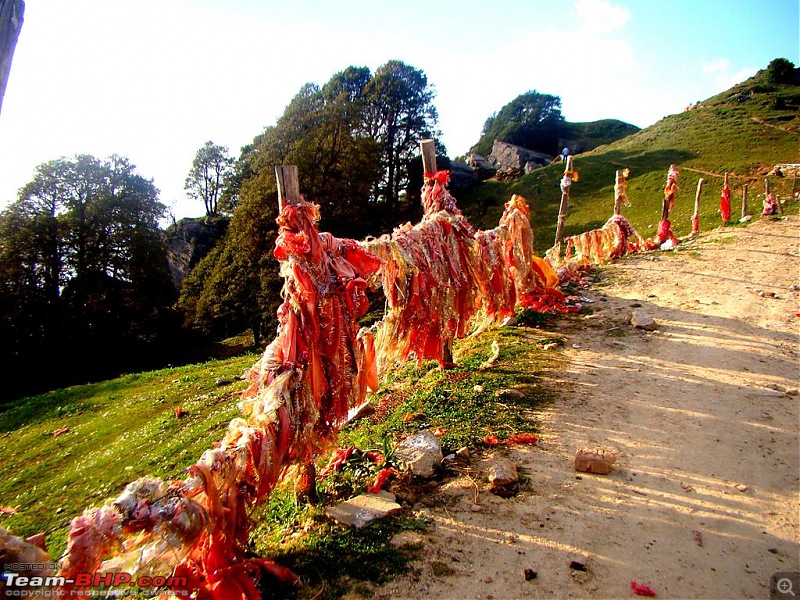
<box><xmin>554</xmin><ymin>155</ymin><xmax>575</xmax><ymax>246</ymax></box>
<box><xmin>421</xmin><ymin>138</ymin><xmax>437</xmax><ymax>176</ymax></box>
<box><xmin>740</xmin><ymin>184</ymin><xmax>749</xmax><ymax>221</ymax></box>
<box><xmin>720</xmin><ymin>172</ymin><xmax>731</xmax><ymax>225</ymax></box>
<box><xmin>275</xmin><ymin>165</ymin><xmax>301</xmax><ymax>208</ymax></box>
<box><xmin>691</xmin><ymin>178</ymin><xmax>705</xmax><ymax>236</ymax></box>
<box><xmin>275</xmin><ymin>164</ymin><xmax>318</xmax><ymax>503</ymax></box>
<box><xmin>420</xmin><ymin>139</ymin><xmax>455</xmax><ymax>367</ymax></box>
<box><xmin>613</xmin><ymin>168</ymin><xmax>630</xmax><ymax>216</ymax></box>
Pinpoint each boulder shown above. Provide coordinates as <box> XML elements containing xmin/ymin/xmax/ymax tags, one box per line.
<box><xmin>489</xmin><ymin>140</ymin><xmax>553</xmax><ymax>172</ymax></box>
<box><xmin>395</xmin><ymin>430</ymin><xmax>443</xmax><ymax>477</ymax></box>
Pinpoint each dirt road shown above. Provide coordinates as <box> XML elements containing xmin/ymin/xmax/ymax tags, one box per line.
<box><xmin>377</xmin><ymin>214</ymin><xmax>800</xmax><ymax>599</ymax></box>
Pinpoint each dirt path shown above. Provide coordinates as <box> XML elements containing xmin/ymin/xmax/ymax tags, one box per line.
<box><xmin>375</xmin><ymin>214</ymin><xmax>800</xmax><ymax>599</ymax></box>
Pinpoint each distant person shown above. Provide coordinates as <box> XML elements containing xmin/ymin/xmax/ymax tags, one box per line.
<box><xmin>561</xmin><ymin>147</ymin><xmax>569</xmax><ymax>162</ymax></box>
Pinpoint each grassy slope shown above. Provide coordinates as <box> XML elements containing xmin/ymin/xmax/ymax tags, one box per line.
<box><xmin>459</xmin><ymin>71</ymin><xmax>800</xmax><ymax>256</ymax></box>
<box><xmin>0</xmin><ymin>356</ymin><xmax>256</xmax><ymax>555</ymax></box>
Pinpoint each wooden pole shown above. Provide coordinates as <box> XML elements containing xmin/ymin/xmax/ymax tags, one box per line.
<box><xmin>420</xmin><ymin>138</ymin><xmax>454</xmax><ymax>367</ymax></box>
<box><xmin>554</xmin><ymin>155</ymin><xmax>574</xmax><ymax>247</ymax></box>
<box><xmin>275</xmin><ymin>165</ymin><xmax>301</xmax><ymax>210</ymax></box>
<box><xmin>661</xmin><ymin>164</ymin><xmax>677</xmax><ymax>222</ymax></box>
<box><xmin>691</xmin><ymin>178</ymin><xmax>705</xmax><ymax>235</ymax></box>
<box><xmin>741</xmin><ymin>184</ymin><xmax>748</xmax><ymax>220</ymax></box>
<box><xmin>421</xmin><ymin>139</ymin><xmax>437</xmax><ymax>175</ymax></box>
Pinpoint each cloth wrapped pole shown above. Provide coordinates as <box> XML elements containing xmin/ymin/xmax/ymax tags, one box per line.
<box><xmin>56</xmin><ymin>199</ymin><xmax>382</xmax><ymax>599</ymax></box>
<box><xmin>720</xmin><ymin>183</ymin><xmax>731</xmax><ymax>224</ymax></box>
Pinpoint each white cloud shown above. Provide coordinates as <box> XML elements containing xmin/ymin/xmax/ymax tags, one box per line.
<box><xmin>573</xmin><ymin>0</ymin><xmax>631</xmax><ymax>34</ymax></box>
<box><xmin>702</xmin><ymin>58</ymin><xmax>731</xmax><ymax>74</ymax></box>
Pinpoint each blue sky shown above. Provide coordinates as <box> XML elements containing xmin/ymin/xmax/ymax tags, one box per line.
<box><xmin>0</xmin><ymin>0</ymin><xmax>797</xmax><ymax>219</ymax></box>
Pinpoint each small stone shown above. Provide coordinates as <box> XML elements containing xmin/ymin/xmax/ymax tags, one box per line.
<box><xmin>735</xmin><ymin>483</ymin><xmax>749</xmax><ymax>493</ymax></box>
<box><xmin>785</xmin><ymin>389</ymin><xmax>799</xmax><ymax>396</ymax></box>
<box><xmin>524</xmin><ymin>569</ymin><xmax>538</xmax><ymax>581</ymax></box>
<box><xmin>488</xmin><ymin>459</ymin><xmax>519</xmax><ymax>497</ymax></box>
<box><xmin>494</xmin><ymin>388</ymin><xmax>526</xmax><ymax>399</ymax></box>
<box><xmin>473</xmin><ymin>385</ymin><xmax>485</xmax><ymax>393</ymax></box>
<box><xmin>325</xmin><ymin>490</ymin><xmax>402</xmax><ymax>528</ymax></box>
<box><xmin>215</xmin><ymin>377</ymin><xmax>233</xmax><ymax>387</ymax></box>
<box><xmin>345</xmin><ymin>401</ymin><xmax>376</xmax><ymax>424</ymax></box>
<box><xmin>768</xmin><ymin>547</ymin><xmax>779</xmax><ymax>554</ymax></box>
<box><xmin>631</xmin><ymin>310</ymin><xmax>657</xmax><ymax>331</ymax></box>
<box><xmin>395</xmin><ymin>430</ymin><xmax>443</xmax><ymax>477</ymax></box>
<box><xmin>574</xmin><ymin>448</ymin><xmax>616</xmax><ymax>475</ymax></box>
<box><xmin>455</xmin><ymin>446</ymin><xmax>471</xmax><ymax>459</ymax></box>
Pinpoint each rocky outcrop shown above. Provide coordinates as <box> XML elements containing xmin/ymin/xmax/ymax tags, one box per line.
<box><xmin>448</xmin><ymin>160</ymin><xmax>479</xmax><ymax>190</ymax></box>
<box><xmin>165</xmin><ymin>217</ymin><xmax>228</xmax><ymax>289</ymax></box>
<box><xmin>466</xmin><ymin>152</ymin><xmax>497</xmax><ymax>181</ymax></box>
<box><xmin>489</xmin><ymin>140</ymin><xmax>553</xmax><ymax>172</ymax></box>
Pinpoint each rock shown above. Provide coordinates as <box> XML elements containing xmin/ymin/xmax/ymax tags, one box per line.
<box><xmin>345</xmin><ymin>401</ymin><xmax>376</xmax><ymax>424</ymax></box>
<box><xmin>448</xmin><ymin>161</ymin><xmax>478</xmax><ymax>191</ymax></box>
<box><xmin>488</xmin><ymin>459</ymin><xmax>519</xmax><ymax>497</ymax></box>
<box><xmin>735</xmin><ymin>483</ymin><xmax>749</xmax><ymax>493</ymax></box>
<box><xmin>524</xmin><ymin>568</ymin><xmax>538</xmax><ymax>581</ymax></box>
<box><xmin>495</xmin><ymin>388</ymin><xmax>526</xmax><ymax>399</ymax></box>
<box><xmin>456</xmin><ymin>446</ymin><xmax>471</xmax><ymax>459</ymax></box>
<box><xmin>215</xmin><ymin>377</ymin><xmax>233</xmax><ymax>387</ymax></box>
<box><xmin>574</xmin><ymin>448</ymin><xmax>616</xmax><ymax>475</ymax></box>
<box><xmin>489</xmin><ymin>140</ymin><xmax>552</xmax><ymax>172</ymax></box>
<box><xmin>466</xmin><ymin>152</ymin><xmax>496</xmax><ymax>180</ymax></box>
<box><xmin>165</xmin><ymin>217</ymin><xmax>229</xmax><ymax>289</ymax></box>
<box><xmin>785</xmin><ymin>389</ymin><xmax>799</xmax><ymax>396</ymax></box>
<box><xmin>395</xmin><ymin>430</ymin><xmax>443</xmax><ymax>477</ymax></box>
<box><xmin>325</xmin><ymin>490</ymin><xmax>402</xmax><ymax>528</ymax></box>
<box><xmin>631</xmin><ymin>310</ymin><xmax>657</xmax><ymax>331</ymax></box>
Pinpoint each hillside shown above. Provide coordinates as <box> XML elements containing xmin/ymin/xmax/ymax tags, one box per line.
<box><xmin>459</xmin><ymin>67</ymin><xmax>799</xmax><ymax>255</ymax></box>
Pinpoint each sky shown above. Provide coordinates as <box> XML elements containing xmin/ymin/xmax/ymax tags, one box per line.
<box><xmin>0</xmin><ymin>0</ymin><xmax>797</xmax><ymax>220</ymax></box>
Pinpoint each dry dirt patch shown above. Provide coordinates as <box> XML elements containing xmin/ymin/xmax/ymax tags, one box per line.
<box><xmin>370</xmin><ymin>214</ymin><xmax>799</xmax><ymax>599</ymax></box>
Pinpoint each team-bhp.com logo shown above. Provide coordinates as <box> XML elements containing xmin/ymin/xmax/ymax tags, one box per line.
<box><xmin>2</xmin><ymin>570</ymin><xmax>189</xmax><ymax>596</ymax></box>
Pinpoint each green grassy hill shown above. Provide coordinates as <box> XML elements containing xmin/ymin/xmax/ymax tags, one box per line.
<box><xmin>458</xmin><ymin>68</ymin><xmax>799</xmax><ymax>255</ymax></box>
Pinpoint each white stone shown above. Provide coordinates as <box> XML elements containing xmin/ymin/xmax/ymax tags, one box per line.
<box><xmin>395</xmin><ymin>430</ymin><xmax>443</xmax><ymax>477</ymax></box>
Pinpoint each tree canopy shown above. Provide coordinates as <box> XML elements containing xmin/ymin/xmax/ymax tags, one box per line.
<box><xmin>185</xmin><ymin>141</ymin><xmax>235</xmax><ymax>217</ymax></box>
<box><xmin>474</xmin><ymin>90</ymin><xmax>565</xmax><ymax>157</ymax></box>
<box><xmin>178</xmin><ymin>61</ymin><xmax>441</xmax><ymax>345</ymax></box>
<box><xmin>0</xmin><ymin>154</ymin><xmax>178</xmax><ymax>397</ymax></box>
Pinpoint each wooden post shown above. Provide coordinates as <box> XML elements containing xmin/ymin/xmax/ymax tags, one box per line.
<box><xmin>613</xmin><ymin>168</ymin><xmax>630</xmax><ymax>216</ymax></box>
<box><xmin>661</xmin><ymin>164</ymin><xmax>677</xmax><ymax>222</ymax></box>
<box><xmin>554</xmin><ymin>155</ymin><xmax>574</xmax><ymax>247</ymax></box>
<box><xmin>420</xmin><ymin>138</ymin><xmax>454</xmax><ymax>367</ymax></box>
<box><xmin>741</xmin><ymin>184</ymin><xmax>748</xmax><ymax>220</ymax></box>
<box><xmin>766</xmin><ymin>177</ymin><xmax>783</xmax><ymax>215</ymax></box>
<box><xmin>691</xmin><ymin>178</ymin><xmax>705</xmax><ymax>235</ymax></box>
<box><xmin>275</xmin><ymin>165</ymin><xmax>301</xmax><ymax>209</ymax></box>
<box><xmin>421</xmin><ymin>139</ymin><xmax>437</xmax><ymax>175</ymax></box>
